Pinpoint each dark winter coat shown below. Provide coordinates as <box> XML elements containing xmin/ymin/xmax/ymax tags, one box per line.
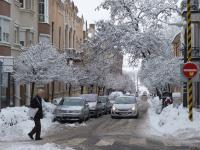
<box><xmin>30</xmin><ymin>95</ymin><xmax>43</xmax><ymax>120</ymax></box>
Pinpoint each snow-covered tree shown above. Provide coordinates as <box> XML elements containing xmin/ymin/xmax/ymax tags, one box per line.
<box><xmin>104</xmin><ymin>73</ymin><xmax>135</xmax><ymax>92</ymax></box>
<box><xmin>86</xmin><ymin>0</ymin><xmax>179</xmax><ymax>63</ymax></box>
<box><xmin>139</xmin><ymin>56</ymin><xmax>182</xmax><ymax>93</ymax></box>
<box><xmin>13</xmin><ymin>43</ymin><xmax>76</xmax><ymax>98</ymax></box>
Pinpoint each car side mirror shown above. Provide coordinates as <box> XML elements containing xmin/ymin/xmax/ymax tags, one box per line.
<box><xmin>86</xmin><ymin>103</ymin><xmax>89</xmax><ymax>107</ymax></box>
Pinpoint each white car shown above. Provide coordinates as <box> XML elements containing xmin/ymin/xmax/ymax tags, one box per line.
<box><xmin>111</xmin><ymin>96</ymin><xmax>139</xmax><ymax>118</ymax></box>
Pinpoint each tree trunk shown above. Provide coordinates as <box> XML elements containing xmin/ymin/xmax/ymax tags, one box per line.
<box><xmin>51</xmin><ymin>81</ymin><xmax>55</xmax><ymax>101</ymax></box>
<box><xmin>87</xmin><ymin>86</ymin><xmax>90</xmax><ymax>94</ymax></box>
<box><xmin>98</xmin><ymin>87</ymin><xmax>101</xmax><ymax>96</ymax></box>
<box><xmin>47</xmin><ymin>83</ymin><xmax>49</xmax><ymax>101</ymax></box>
<box><xmin>69</xmin><ymin>84</ymin><xmax>71</xmax><ymax>96</ymax></box>
<box><xmin>31</xmin><ymin>82</ymin><xmax>35</xmax><ymax>100</ymax></box>
<box><xmin>90</xmin><ymin>85</ymin><xmax>93</xmax><ymax>93</ymax></box>
<box><xmin>81</xmin><ymin>86</ymin><xmax>84</xmax><ymax>94</ymax></box>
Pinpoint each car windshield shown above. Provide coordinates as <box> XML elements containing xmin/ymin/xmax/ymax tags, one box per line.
<box><xmin>60</xmin><ymin>98</ymin><xmax>84</xmax><ymax>106</ymax></box>
<box><xmin>99</xmin><ymin>97</ymin><xmax>107</xmax><ymax>103</ymax></box>
<box><xmin>115</xmin><ymin>97</ymin><xmax>136</xmax><ymax>104</ymax></box>
<box><xmin>80</xmin><ymin>94</ymin><xmax>97</xmax><ymax>102</ymax></box>
<box><xmin>109</xmin><ymin>92</ymin><xmax>123</xmax><ymax>101</ymax></box>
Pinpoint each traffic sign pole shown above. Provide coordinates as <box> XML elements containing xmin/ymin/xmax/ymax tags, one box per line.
<box><xmin>187</xmin><ymin>0</ymin><xmax>193</xmax><ymax>121</ymax></box>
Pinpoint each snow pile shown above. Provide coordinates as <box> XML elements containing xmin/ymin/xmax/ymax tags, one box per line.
<box><xmin>0</xmin><ymin>102</ymin><xmax>56</xmax><ymax>141</ymax></box>
<box><xmin>148</xmin><ymin>97</ymin><xmax>200</xmax><ymax>138</ymax></box>
<box><xmin>5</xmin><ymin>143</ymin><xmax>75</xmax><ymax>150</ymax></box>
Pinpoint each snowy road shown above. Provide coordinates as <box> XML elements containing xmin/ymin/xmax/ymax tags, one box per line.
<box><xmin>1</xmin><ymin>106</ymin><xmax>199</xmax><ymax>150</ymax></box>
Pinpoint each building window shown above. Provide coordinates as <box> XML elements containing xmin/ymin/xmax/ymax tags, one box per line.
<box><xmin>26</xmin><ymin>0</ymin><xmax>32</xmax><ymax>9</ymax></box>
<box><xmin>59</xmin><ymin>27</ymin><xmax>61</xmax><ymax>49</ymax></box>
<box><xmin>14</xmin><ymin>27</ymin><xmax>19</xmax><ymax>44</ymax></box>
<box><xmin>51</xmin><ymin>22</ymin><xmax>54</xmax><ymax>43</ymax></box>
<box><xmin>38</xmin><ymin>0</ymin><xmax>49</xmax><ymax>23</ymax></box>
<box><xmin>19</xmin><ymin>31</ymin><xmax>25</xmax><ymax>46</ymax></box>
<box><xmin>0</xmin><ymin>18</ymin><xmax>10</xmax><ymax>43</ymax></box>
<box><xmin>19</xmin><ymin>0</ymin><xmax>24</xmax><ymax>8</ymax></box>
<box><xmin>30</xmin><ymin>32</ymin><xmax>34</xmax><ymax>45</ymax></box>
<box><xmin>0</xmin><ymin>26</ymin><xmax>2</xmax><ymax>41</ymax></box>
<box><xmin>19</xmin><ymin>0</ymin><xmax>32</xmax><ymax>9</ymax></box>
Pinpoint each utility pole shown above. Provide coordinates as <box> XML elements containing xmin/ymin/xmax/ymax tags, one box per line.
<box><xmin>183</xmin><ymin>28</ymin><xmax>188</xmax><ymax>107</ymax></box>
<box><xmin>187</xmin><ymin>0</ymin><xmax>193</xmax><ymax>121</ymax></box>
<box><xmin>0</xmin><ymin>61</ymin><xmax>2</xmax><ymax>109</ymax></box>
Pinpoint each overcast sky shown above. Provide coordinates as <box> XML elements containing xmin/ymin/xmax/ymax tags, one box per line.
<box><xmin>73</xmin><ymin>0</ymin><xmax>109</xmax><ymax>24</ymax></box>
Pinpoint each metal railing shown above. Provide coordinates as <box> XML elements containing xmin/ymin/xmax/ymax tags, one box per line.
<box><xmin>192</xmin><ymin>47</ymin><xmax>200</xmax><ymax>58</ymax></box>
<box><xmin>181</xmin><ymin>0</ymin><xmax>199</xmax><ymax>14</ymax></box>
<box><xmin>181</xmin><ymin>47</ymin><xmax>200</xmax><ymax>58</ymax></box>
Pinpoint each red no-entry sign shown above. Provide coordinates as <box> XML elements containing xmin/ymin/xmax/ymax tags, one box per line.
<box><xmin>182</xmin><ymin>62</ymin><xmax>198</xmax><ymax>78</ymax></box>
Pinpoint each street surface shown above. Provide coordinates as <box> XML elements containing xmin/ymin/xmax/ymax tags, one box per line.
<box><xmin>0</xmin><ymin>101</ymin><xmax>199</xmax><ymax>150</ymax></box>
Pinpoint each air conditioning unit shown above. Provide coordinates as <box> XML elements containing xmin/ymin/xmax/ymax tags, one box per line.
<box><xmin>181</xmin><ymin>0</ymin><xmax>199</xmax><ymax>14</ymax></box>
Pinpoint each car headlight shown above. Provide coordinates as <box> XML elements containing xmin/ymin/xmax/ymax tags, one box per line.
<box><xmin>132</xmin><ymin>105</ymin><xmax>136</xmax><ymax>111</ymax></box>
<box><xmin>112</xmin><ymin>106</ymin><xmax>116</xmax><ymax>111</ymax></box>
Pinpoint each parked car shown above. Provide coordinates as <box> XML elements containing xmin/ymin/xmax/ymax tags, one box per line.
<box><xmin>53</xmin><ymin>97</ymin><xmax>90</xmax><ymax>123</ymax></box>
<box><xmin>111</xmin><ymin>96</ymin><xmax>139</xmax><ymax>118</ymax></box>
<box><xmin>108</xmin><ymin>91</ymin><xmax>123</xmax><ymax>105</ymax></box>
<box><xmin>52</xmin><ymin>97</ymin><xmax>62</xmax><ymax>105</ymax></box>
<box><xmin>80</xmin><ymin>94</ymin><xmax>104</xmax><ymax>118</ymax></box>
<box><xmin>98</xmin><ymin>96</ymin><xmax>112</xmax><ymax>114</ymax></box>
<box><xmin>142</xmin><ymin>91</ymin><xmax>148</xmax><ymax>96</ymax></box>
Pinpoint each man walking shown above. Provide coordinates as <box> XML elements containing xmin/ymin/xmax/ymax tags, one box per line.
<box><xmin>28</xmin><ymin>89</ymin><xmax>45</xmax><ymax>141</ymax></box>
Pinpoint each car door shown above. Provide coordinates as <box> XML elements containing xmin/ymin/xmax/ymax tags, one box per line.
<box><xmin>84</xmin><ymin>100</ymin><xmax>90</xmax><ymax>117</ymax></box>
<box><xmin>98</xmin><ymin>98</ymin><xmax>104</xmax><ymax>113</ymax></box>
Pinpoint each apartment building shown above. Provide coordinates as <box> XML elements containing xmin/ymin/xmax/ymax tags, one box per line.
<box><xmin>0</xmin><ymin>0</ymin><xmax>85</xmax><ymax>107</ymax></box>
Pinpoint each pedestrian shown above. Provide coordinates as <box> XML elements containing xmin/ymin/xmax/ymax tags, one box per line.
<box><xmin>28</xmin><ymin>89</ymin><xmax>45</xmax><ymax>141</ymax></box>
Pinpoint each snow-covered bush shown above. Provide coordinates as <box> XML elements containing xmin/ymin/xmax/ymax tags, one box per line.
<box><xmin>0</xmin><ymin>106</ymin><xmax>29</xmax><ymax>127</ymax></box>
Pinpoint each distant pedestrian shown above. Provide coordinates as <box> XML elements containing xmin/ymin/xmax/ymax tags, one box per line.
<box><xmin>28</xmin><ymin>89</ymin><xmax>45</xmax><ymax>141</ymax></box>
<box><xmin>164</xmin><ymin>97</ymin><xmax>172</xmax><ymax>107</ymax></box>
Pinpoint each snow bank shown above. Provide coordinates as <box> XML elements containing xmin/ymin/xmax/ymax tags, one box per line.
<box><xmin>0</xmin><ymin>102</ymin><xmax>56</xmax><ymax>141</ymax></box>
<box><xmin>5</xmin><ymin>143</ymin><xmax>75</xmax><ymax>150</ymax></box>
<box><xmin>148</xmin><ymin>97</ymin><xmax>200</xmax><ymax>138</ymax></box>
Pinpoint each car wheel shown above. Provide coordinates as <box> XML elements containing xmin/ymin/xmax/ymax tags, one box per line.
<box><xmin>94</xmin><ymin>111</ymin><xmax>99</xmax><ymax>118</ymax></box>
<box><xmin>52</xmin><ymin>118</ymin><xmax>57</xmax><ymax>122</ymax></box>
<box><xmin>111</xmin><ymin>116</ymin><xmax>115</xmax><ymax>119</ymax></box>
<box><xmin>135</xmin><ymin>112</ymin><xmax>139</xmax><ymax>119</ymax></box>
<box><xmin>86</xmin><ymin>114</ymin><xmax>90</xmax><ymax>121</ymax></box>
<box><xmin>79</xmin><ymin>117</ymin><xmax>84</xmax><ymax>123</ymax></box>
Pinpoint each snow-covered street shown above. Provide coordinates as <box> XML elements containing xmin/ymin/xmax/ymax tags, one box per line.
<box><xmin>0</xmin><ymin>98</ymin><xmax>199</xmax><ymax>150</ymax></box>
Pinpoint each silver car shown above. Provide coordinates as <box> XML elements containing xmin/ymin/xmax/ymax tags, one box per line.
<box><xmin>80</xmin><ymin>94</ymin><xmax>104</xmax><ymax>118</ymax></box>
<box><xmin>111</xmin><ymin>96</ymin><xmax>139</xmax><ymax>118</ymax></box>
<box><xmin>54</xmin><ymin>97</ymin><xmax>90</xmax><ymax>123</ymax></box>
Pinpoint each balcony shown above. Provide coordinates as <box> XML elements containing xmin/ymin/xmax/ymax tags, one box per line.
<box><xmin>181</xmin><ymin>0</ymin><xmax>199</xmax><ymax>15</ymax></box>
<box><xmin>64</xmin><ymin>48</ymin><xmax>83</xmax><ymax>62</ymax></box>
<box><xmin>192</xmin><ymin>47</ymin><xmax>200</xmax><ymax>60</ymax></box>
<box><xmin>181</xmin><ymin>47</ymin><xmax>200</xmax><ymax>60</ymax></box>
